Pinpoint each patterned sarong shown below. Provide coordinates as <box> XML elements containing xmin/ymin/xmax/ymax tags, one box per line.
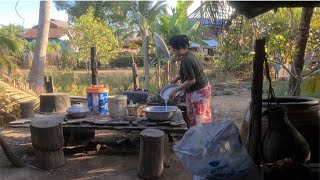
<box><xmin>186</xmin><ymin>83</ymin><xmax>212</xmax><ymax>127</ymax></box>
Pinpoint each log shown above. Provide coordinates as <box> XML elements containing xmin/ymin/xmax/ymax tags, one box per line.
<box><xmin>138</xmin><ymin>129</ymin><xmax>165</xmax><ymax>179</ymax></box>
<box><xmin>30</xmin><ymin>120</ymin><xmax>65</xmax><ymax>170</ymax></box>
<box><xmin>0</xmin><ymin>133</ymin><xmax>24</xmax><ymax>167</ymax></box>
<box><xmin>20</xmin><ymin>101</ymin><xmax>35</xmax><ymax>118</ymax></box>
<box><xmin>39</xmin><ymin>93</ymin><xmax>71</xmax><ymax>113</ymax></box>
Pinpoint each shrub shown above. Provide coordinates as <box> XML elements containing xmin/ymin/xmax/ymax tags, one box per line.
<box><xmin>108</xmin><ymin>55</ymin><xmax>144</xmax><ymax>68</ymax></box>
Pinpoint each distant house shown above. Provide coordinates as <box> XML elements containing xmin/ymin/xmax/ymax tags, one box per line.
<box><xmin>189</xmin><ymin>39</ymin><xmax>219</xmax><ymax>56</ymax></box>
<box><xmin>22</xmin><ymin>19</ymin><xmax>72</xmax><ymax>48</ymax></box>
<box><xmin>121</xmin><ymin>37</ymin><xmax>142</xmax><ymax>55</ymax></box>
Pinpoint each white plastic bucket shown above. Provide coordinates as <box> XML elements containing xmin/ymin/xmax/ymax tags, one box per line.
<box><xmin>107</xmin><ymin>95</ymin><xmax>128</xmax><ymax>117</ymax></box>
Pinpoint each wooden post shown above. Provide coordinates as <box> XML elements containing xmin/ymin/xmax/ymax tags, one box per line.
<box><xmin>247</xmin><ymin>39</ymin><xmax>265</xmax><ymax>166</ymax></box>
<box><xmin>131</xmin><ymin>54</ymin><xmax>139</xmax><ymax>90</ymax></box>
<box><xmin>30</xmin><ymin>120</ymin><xmax>65</xmax><ymax>170</ymax></box>
<box><xmin>20</xmin><ymin>101</ymin><xmax>35</xmax><ymax>118</ymax></box>
<box><xmin>167</xmin><ymin>61</ymin><xmax>170</xmax><ymax>84</ymax></box>
<box><xmin>157</xmin><ymin>60</ymin><xmax>162</xmax><ymax>90</ymax></box>
<box><xmin>91</xmin><ymin>47</ymin><xmax>98</xmax><ymax>85</ymax></box>
<box><xmin>44</xmin><ymin>76</ymin><xmax>54</xmax><ymax>93</ymax></box>
<box><xmin>164</xmin><ymin>134</ymin><xmax>171</xmax><ymax>168</ymax></box>
<box><xmin>138</xmin><ymin>129</ymin><xmax>165</xmax><ymax>179</ymax></box>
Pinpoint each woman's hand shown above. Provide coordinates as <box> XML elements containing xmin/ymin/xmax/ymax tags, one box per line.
<box><xmin>169</xmin><ymin>89</ymin><xmax>177</xmax><ymax>99</ymax></box>
<box><xmin>170</xmin><ymin>76</ymin><xmax>180</xmax><ymax>84</ymax></box>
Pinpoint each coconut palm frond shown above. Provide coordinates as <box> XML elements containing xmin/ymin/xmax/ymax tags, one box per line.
<box><xmin>0</xmin><ymin>34</ymin><xmax>17</xmax><ymax>53</ymax></box>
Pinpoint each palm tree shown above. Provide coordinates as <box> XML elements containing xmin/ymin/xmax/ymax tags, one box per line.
<box><xmin>28</xmin><ymin>0</ymin><xmax>51</xmax><ymax>91</ymax></box>
<box><xmin>125</xmin><ymin>1</ymin><xmax>167</xmax><ymax>90</ymax></box>
<box><xmin>154</xmin><ymin>1</ymin><xmax>210</xmax><ymax>44</ymax></box>
<box><xmin>0</xmin><ymin>28</ymin><xmax>20</xmax><ymax>73</ymax></box>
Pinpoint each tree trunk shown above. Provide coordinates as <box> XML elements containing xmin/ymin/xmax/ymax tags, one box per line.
<box><xmin>288</xmin><ymin>7</ymin><xmax>314</xmax><ymax>96</ymax></box>
<box><xmin>142</xmin><ymin>29</ymin><xmax>150</xmax><ymax>91</ymax></box>
<box><xmin>28</xmin><ymin>0</ymin><xmax>51</xmax><ymax>91</ymax></box>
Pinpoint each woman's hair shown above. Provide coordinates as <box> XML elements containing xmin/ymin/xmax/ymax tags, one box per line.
<box><xmin>169</xmin><ymin>35</ymin><xmax>190</xmax><ymax>49</ymax></box>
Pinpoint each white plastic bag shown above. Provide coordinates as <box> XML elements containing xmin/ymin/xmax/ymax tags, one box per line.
<box><xmin>173</xmin><ymin>120</ymin><xmax>258</xmax><ymax>180</ymax></box>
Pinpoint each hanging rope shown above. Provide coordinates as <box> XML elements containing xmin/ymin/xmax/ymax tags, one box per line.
<box><xmin>15</xmin><ymin>0</ymin><xmax>28</xmax><ymax>67</ymax></box>
<box><xmin>264</xmin><ymin>54</ymin><xmax>277</xmax><ymax>109</ymax></box>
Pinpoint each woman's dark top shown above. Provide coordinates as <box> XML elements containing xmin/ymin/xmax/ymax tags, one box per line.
<box><xmin>179</xmin><ymin>51</ymin><xmax>208</xmax><ymax>93</ymax></box>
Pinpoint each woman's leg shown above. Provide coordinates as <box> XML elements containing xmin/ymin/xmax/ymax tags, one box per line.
<box><xmin>187</xmin><ymin>83</ymin><xmax>212</xmax><ymax>127</ymax></box>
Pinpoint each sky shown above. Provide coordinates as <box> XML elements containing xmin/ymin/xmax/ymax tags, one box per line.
<box><xmin>0</xmin><ymin>0</ymin><xmax>201</xmax><ymax>29</ymax></box>
<box><xmin>0</xmin><ymin>1</ymin><xmax>68</xmax><ymax>28</ymax></box>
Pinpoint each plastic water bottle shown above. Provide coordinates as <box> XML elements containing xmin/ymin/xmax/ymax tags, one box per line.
<box><xmin>129</xmin><ymin>100</ymin><xmax>134</xmax><ymax>107</ymax></box>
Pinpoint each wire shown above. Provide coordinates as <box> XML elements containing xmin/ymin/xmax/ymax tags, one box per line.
<box><xmin>15</xmin><ymin>0</ymin><xmax>25</xmax><ymax>29</ymax></box>
<box><xmin>15</xmin><ymin>0</ymin><xmax>27</xmax><ymax>63</ymax></box>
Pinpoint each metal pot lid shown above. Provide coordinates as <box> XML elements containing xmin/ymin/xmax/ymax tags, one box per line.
<box><xmin>67</xmin><ymin>104</ymin><xmax>90</xmax><ymax>114</ymax></box>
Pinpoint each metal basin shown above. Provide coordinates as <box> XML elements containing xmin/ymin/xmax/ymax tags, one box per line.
<box><xmin>143</xmin><ymin>106</ymin><xmax>178</xmax><ymax>121</ymax></box>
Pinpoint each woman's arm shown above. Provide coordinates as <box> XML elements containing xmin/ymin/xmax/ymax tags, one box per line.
<box><xmin>169</xmin><ymin>79</ymin><xmax>195</xmax><ymax>99</ymax></box>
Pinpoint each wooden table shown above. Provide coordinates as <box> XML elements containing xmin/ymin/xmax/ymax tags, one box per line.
<box><xmin>8</xmin><ymin>113</ymin><xmax>188</xmax><ymax>133</ymax></box>
<box><xmin>8</xmin><ymin>113</ymin><xmax>188</xmax><ymax>167</ymax></box>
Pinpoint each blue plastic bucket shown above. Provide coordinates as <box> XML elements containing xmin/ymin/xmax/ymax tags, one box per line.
<box><xmin>87</xmin><ymin>87</ymin><xmax>108</xmax><ymax>114</ymax></box>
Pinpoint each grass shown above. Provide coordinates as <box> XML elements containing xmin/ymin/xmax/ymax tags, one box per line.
<box><xmin>263</xmin><ymin>80</ymin><xmax>288</xmax><ymax>97</ymax></box>
<box><xmin>45</xmin><ymin>69</ymin><xmax>160</xmax><ymax>96</ymax></box>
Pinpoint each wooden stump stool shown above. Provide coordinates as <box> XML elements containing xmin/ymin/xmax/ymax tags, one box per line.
<box><xmin>40</xmin><ymin>93</ymin><xmax>71</xmax><ymax>113</ymax></box>
<box><xmin>30</xmin><ymin>120</ymin><xmax>65</xmax><ymax>170</ymax></box>
<box><xmin>138</xmin><ymin>129</ymin><xmax>165</xmax><ymax>179</ymax></box>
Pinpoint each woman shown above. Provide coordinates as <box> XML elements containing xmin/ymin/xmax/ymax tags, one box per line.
<box><xmin>168</xmin><ymin>35</ymin><xmax>212</xmax><ymax>128</ymax></box>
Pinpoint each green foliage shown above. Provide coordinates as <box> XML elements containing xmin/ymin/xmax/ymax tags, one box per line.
<box><xmin>69</xmin><ymin>6</ymin><xmax>119</xmax><ymax>65</ymax></box>
<box><xmin>263</xmin><ymin>80</ymin><xmax>288</xmax><ymax>97</ymax></box>
<box><xmin>47</xmin><ymin>42</ymin><xmax>62</xmax><ymax>55</ymax></box>
<box><xmin>0</xmin><ymin>24</ymin><xmax>26</xmax><ymax>72</ymax></box>
<box><xmin>108</xmin><ymin>55</ymin><xmax>144</xmax><ymax>68</ymax></box>
<box><xmin>308</xmin><ymin>8</ymin><xmax>320</xmax><ymax>52</ymax></box>
<box><xmin>154</xmin><ymin>1</ymin><xmax>209</xmax><ymax>45</ymax></box>
<box><xmin>46</xmin><ymin>69</ymin><xmax>158</xmax><ymax>96</ymax></box>
<box><xmin>55</xmin><ymin>1</ymin><xmax>133</xmax><ymax>40</ymax></box>
<box><xmin>301</xmin><ymin>71</ymin><xmax>320</xmax><ymax>98</ymax></box>
<box><xmin>60</xmin><ymin>49</ymin><xmax>77</xmax><ymax>70</ymax></box>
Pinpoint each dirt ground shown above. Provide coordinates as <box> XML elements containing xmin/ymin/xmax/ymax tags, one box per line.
<box><xmin>0</xmin><ymin>82</ymin><xmax>250</xmax><ymax>180</ymax></box>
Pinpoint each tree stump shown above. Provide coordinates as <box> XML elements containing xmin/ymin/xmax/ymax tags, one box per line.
<box><xmin>138</xmin><ymin>129</ymin><xmax>165</xmax><ymax>179</ymax></box>
<box><xmin>40</xmin><ymin>93</ymin><xmax>71</xmax><ymax>113</ymax></box>
<box><xmin>20</xmin><ymin>101</ymin><xmax>35</xmax><ymax>118</ymax></box>
<box><xmin>30</xmin><ymin>120</ymin><xmax>65</xmax><ymax>170</ymax></box>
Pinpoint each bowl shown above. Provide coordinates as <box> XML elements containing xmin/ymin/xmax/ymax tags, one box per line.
<box><xmin>142</xmin><ymin>106</ymin><xmax>178</xmax><ymax>121</ymax></box>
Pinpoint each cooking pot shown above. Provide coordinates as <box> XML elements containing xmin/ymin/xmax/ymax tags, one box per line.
<box><xmin>143</xmin><ymin>106</ymin><xmax>178</xmax><ymax>121</ymax></box>
<box><xmin>66</xmin><ymin>103</ymin><xmax>90</xmax><ymax>119</ymax></box>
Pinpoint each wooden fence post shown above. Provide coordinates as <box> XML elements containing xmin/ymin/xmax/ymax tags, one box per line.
<box><xmin>91</xmin><ymin>47</ymin><xmax>98</xmax><ymax>85</ymax></box>
<box><xmin>44</xmin><ymin>76</ymin><xmax>54</xmax><ymax>93</ymax></box>
<box><xmin>247</xmin><ymin>39</ymin><xmax>265</xmax><ymax>166</ymax></box>
<box><xmin>131</xmin><ymin>54</ymin><xmax>139</xmax><ymax>90</ymax></box>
